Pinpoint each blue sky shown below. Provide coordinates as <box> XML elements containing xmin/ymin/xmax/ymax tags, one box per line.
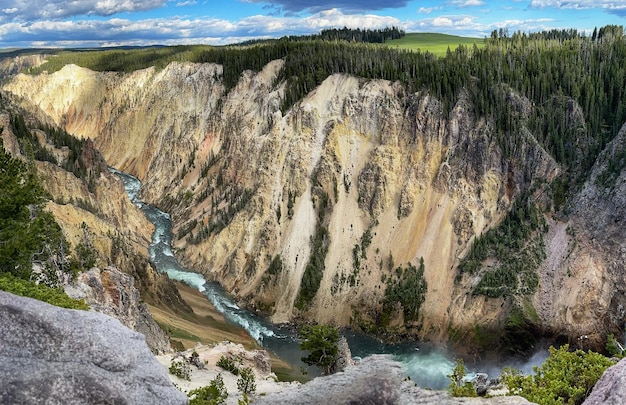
<box><xmin>1</xmin><ymin>0</ymin><xmax>625</xmax><ymax>48</ymax></box>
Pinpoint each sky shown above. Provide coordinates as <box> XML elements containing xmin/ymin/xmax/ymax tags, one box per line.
<box><xmin>1</xmin><ymin>0</ymin><xmax>625</xmax><ymax>48</ymax></box>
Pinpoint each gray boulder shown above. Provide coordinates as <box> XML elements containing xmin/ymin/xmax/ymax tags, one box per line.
<box><xmin>254</xmin><ymin>355</ymin><xmax>535</xmax><ymax>405</ymax></box>
<box><xmin>0</xmin><ymin>291</ymin><xmax>187</xmax><ymax>405</ymax></box>
<box><xmin>330</xmin><ymin>335</ymin><xmax>355</xmax><ymax>374</ymax></box>
<box><xmin>583</xmin><ymin>357</ymin><xmax>626</xmax><ymax>405</ymax></box>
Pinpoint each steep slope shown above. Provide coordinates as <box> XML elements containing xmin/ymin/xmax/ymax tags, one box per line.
<box><xmin>3</xmin><ymin>57</ymin><xmax>620</xmax><ymax>351</ymax></box>
<box><xmin>0</xmin><ymin>99</ymin><xmax>194</xmax><ymax>351</ymax></box>
<box><xmin>533</xmin><ymin>123</ymin><xmax>626</xmax><ymax>350</ymax></box>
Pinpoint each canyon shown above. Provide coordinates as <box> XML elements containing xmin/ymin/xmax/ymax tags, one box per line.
<box><xmin>2</xmin><ymin>54</ymin><xmax>625</xmax><ymax>354</ymax></box>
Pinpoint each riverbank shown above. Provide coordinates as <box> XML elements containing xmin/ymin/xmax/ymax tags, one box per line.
<box><xmin>149</xmin><ymin>280</ymin><xmax>306</xmax><ymax>382</ymax></box>
<box><xmin>149</xmin><ymin>281</ymin><xmax>257</xmax><ymax>349</ymax></box>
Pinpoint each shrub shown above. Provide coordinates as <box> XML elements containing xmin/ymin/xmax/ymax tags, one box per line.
<box><xmin>606</xmin><ymin>334</ymin><xmax>625</xmax><ymax>358</ymax></box>
<box><xmin>0</xmin><ymin>273</ymin><xmax>88</xmax><ymax>310</ymax></box>
<box><xmin>188</xmin><ymin>374</ymin><xmax>228</xmax><ymax>405</ymax></box>
<box><xmin>169</xmin><ymin>359</ymin><xmax>191</xmax><ymax>381</ymax></box>
<box><xmin>216</xmin><ymin>355</ymin><xmax>239</xmax><ymax>375</ymax></box>
<box><xmin>237</xmin><ymin>367</ymin><xmax>256</xmax><ymax>395</ymax></box>
<box><xmin>503</xmin><ymin>345</ymin><xmax>613</xmax><ymax>405</ymax></box>
<box><xmin>448</xmin><ymin>358</ymin><xmax>477</xmax><ymax>397</ymax></box>
<box><xmin>299</xmin><ymin>324</ymin><xmax>339</xmax><ymax>375</ymax></box>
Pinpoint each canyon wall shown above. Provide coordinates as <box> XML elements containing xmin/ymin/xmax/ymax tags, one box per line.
<box><xmin>4</xmin><ymin>59</ymin><xmax>625</xmax><ymax>350</ymax></box>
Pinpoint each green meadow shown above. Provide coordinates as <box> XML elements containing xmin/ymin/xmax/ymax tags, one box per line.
<box><xmin>384</xmin><ymin>33</ymin><xmax>486</xmax><ymax>56</ymax></box>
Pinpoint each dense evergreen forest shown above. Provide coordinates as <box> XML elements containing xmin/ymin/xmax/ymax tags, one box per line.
<box><xmin>24</xmin><ymin>25</ymin><xmax>626</xmax><ymax>302</ymax></box>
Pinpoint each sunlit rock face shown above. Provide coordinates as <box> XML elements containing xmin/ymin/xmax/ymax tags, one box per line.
<box><xmin>5</xmin><ymin>58</ymin><xmax>625</xmax><ymax>350</ymax></box>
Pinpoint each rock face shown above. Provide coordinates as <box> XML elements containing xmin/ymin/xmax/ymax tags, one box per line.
<box><xmin>583</xmin><ymin>357</ymin><xmax>626</xmax><ymax>405</ymax></box>
<box><xmin>0</xmin><ymin>291</ymin><xmax>187</xmax><ymax>405</ymax></box>
<box><xmin>3</xmin><ymin>59</ymin><xmax>624</xmax><ymax>349</ymax></box>
<box><xmin>331</xmin><ymin>335</ymin><xmax>355</xmax><ymax>374</ymax></box>
<box><xmin>254</xmin><ymin>355</ymin><xmax>535</xmax><ymax>405</ymax></box>
<box><xmin>65</xmin><ymin>266</ymin><xmax>171</xmax><ymax>353</ymax></box>
<box><xmin>0</xmin><ymin>54</ymin><xmax>46</xmax><ymax>77</ymax></box>
<box><xmin>534</xmin><ymin>123</ymin><xmax>626</xmax><ymax>349</ymax></box>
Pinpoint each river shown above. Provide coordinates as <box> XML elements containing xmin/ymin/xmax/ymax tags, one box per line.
<box><xmin>111</xmin><ymin>168</ymin><xmax>547</xmax><ymax>389</ymax></box>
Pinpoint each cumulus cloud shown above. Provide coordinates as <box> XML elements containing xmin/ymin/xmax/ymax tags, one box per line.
<box><xmin>242</xmin><ymin>0</ymin><xmax>409</xmax><ymax>13</ymax></box>
<box><xmin>0</xmin><ymin>0</ymin><xmax>167</xmax><ymax>22</ymax></box>
<box><xmin>0</xmin><ymin>8</ymin><xmax>402</xmax><ymax>48</ymax></box>
<box><xmin>530</xmin><ymin>0</ymin><xmax>626</xmax><ymax>17</ymax></box>
<box><xmin>418</xmin><ymin>7</ymin><xmax>442</xmax><ymax>14</ymax></box>
<box><xmin>409</xmin><ymin>14</ymin><xmax>554</xmax><ymax>37</ymax></box>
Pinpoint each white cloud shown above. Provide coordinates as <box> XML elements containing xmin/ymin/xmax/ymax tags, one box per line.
<box><xmin>530</xmin><ymin>0</ymin><xmax>626</xmax><ymax>9</ymax></box>
<box><xmin>0</xmin><ymin>0</ymin><xmax>167</xmax><ymax>22</ymax></box>
<box><xmin>432</xmin><ymin>16</ymin><xmax>453</xmax><ymax>27</ymax></box>
<box><xmin>176</xmin><ymin>1</ymin><xmax>198</xmax><ymax>6</ymax></box>
<box><xmin>418</xmin><ymin>7</ymin><xmax>441</xmax><ymax>14</ymax></box>
<box><xmin>409</xmin><ymin>15</ymin><xmax>555</xmax><ymax>37</ymax></box>
<box><xmin>0</xmin><ymin>9</ymin><xmax>404</xmax><ymax>48</ymax></box>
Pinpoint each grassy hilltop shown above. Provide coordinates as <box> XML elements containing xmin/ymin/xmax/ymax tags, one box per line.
<box><xmin>384</xmin><ymin>32</ymin><xmax>485</xmax><ymax>55</ymax></box>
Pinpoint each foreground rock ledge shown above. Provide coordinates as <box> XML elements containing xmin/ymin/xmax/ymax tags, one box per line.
<box><xmin>0</xmin><ymin>291</ymin><xmax>187</xmax><ymax>405</ymax></box>
<box><xmin>255</xmin><ymin>355</ymin><xmax>536</xmax><ymax>405</ymax></box>
<box><xmin>583</xmin><ymin>357</ymin><xmax>626</xmax><ymax>405</ymax></box>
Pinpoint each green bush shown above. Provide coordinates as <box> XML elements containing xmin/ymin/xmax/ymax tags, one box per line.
<box><xmin>0</xmin><ymin>273</ymin><xmax>88</xmax><ymax>310</ymax></box>
<box><xmin>448</xmin><ymin>358</ymin><xmax>477</xmax><ymax>397</ymax></box>
<box><xmin>216</xmin><ymin>355</ymin><xmax>239</xmax><ymax>375</ymax></box>
<box><xmin>169</xmin><ymin>359</ymin><xmax>191</xmax><ymax>381</ymax></box>
<box><xmin>606</xmin><ymin>334</ymin><xmax>625</xmax><ymax>358</ymax></box>
<box><xmin>503</xmin><ymin>345</ymin><xmax>613</xmax><ymax>405</ymax></box>
<box><xmin>237</xmin><ymin>367</ymin><xmax>256</xmax><ymax>395</ymax></box>
<box><xmin>188</xmin><ymin>374</ymin><xmax>228</xmax><ymax>405</ymax></box>
<box><xmin>299</xmin><ymin>324</ymin><xmax>339</xmax><ymax>375</ymax></box>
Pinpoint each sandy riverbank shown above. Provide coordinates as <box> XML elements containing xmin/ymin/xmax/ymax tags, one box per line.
<box><xmin>149</xmin><ymin>281</ymin><xmax>258</xmax><ymax>349</ymax></box>
<box><xmin>149</xmin><ymin>281</ymin><xmax>303</xmax><ymax>381</ymax></box>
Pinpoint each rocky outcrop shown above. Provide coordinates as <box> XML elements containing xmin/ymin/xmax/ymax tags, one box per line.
<box><xmin>583</xmin><ymin>357</ymin><xmax>626</xmax><ymax>405</ymax></box>
<box><xmin>331</xmin><ymin>335</ymin><xmax>355</xmax><ymax>374</ymax></box>
<box><xmin>65</xmin><ymin>266</ymin><xmax>171</xmax><ymax>353</ymax></box>
<box><xmin>0</xmin><ymin>54</ymin><xmax>47</xmax><ymax>77</ymax></box>
<box><xmin>156</xmin><ymin>342</ymin><xmax>285</xmax><ymax>401</ymax></box>
<box><xmin>255</xmin><ymin>355</ymin><xmax>535</xmax><ymax>405</ymax></box>
<box><xmin>0</xmin><ymin>291</ymin><xmax>187</xmax><ymax>405</ymax></box>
